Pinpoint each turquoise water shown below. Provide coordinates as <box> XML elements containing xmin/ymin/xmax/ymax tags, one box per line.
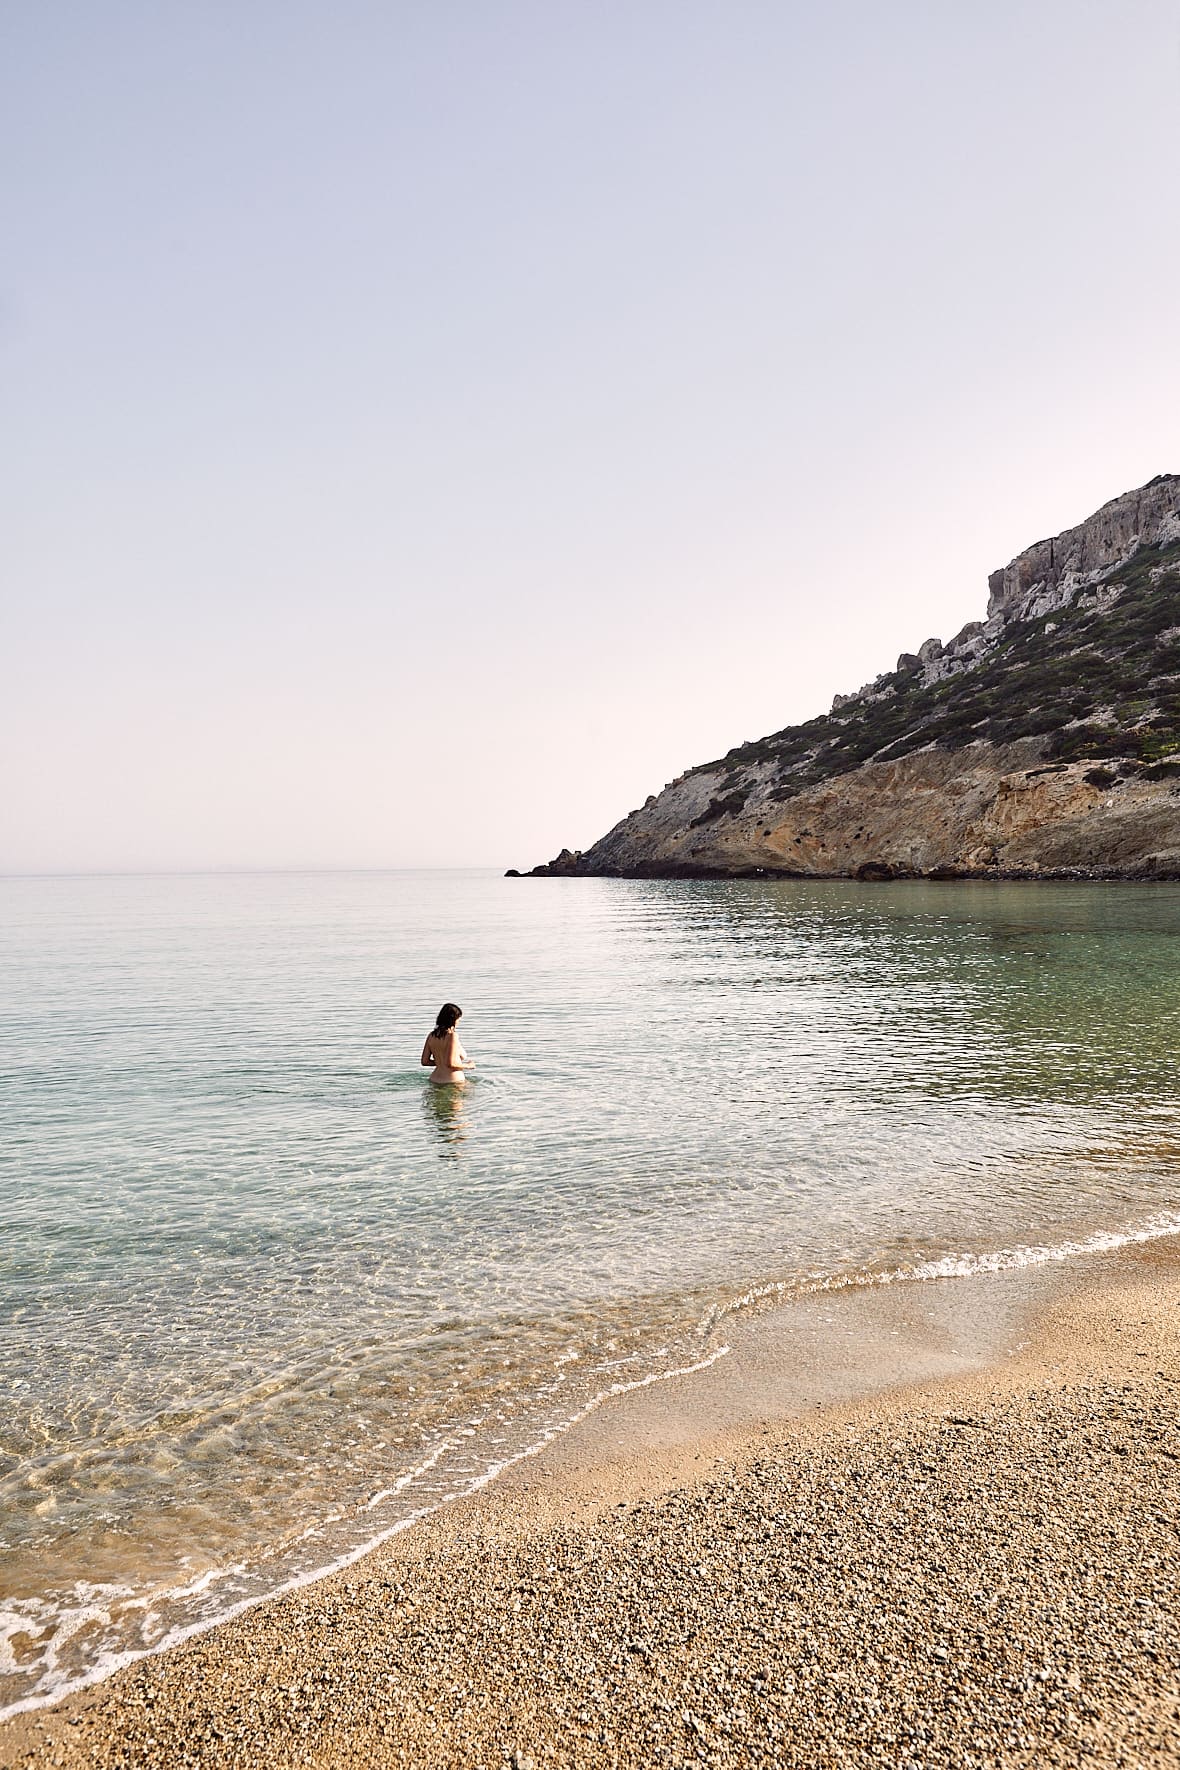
<box><xmin>3</xmin><ymin>870</ymin><xmax>1180</xmax><ymax>1713</ymax></box>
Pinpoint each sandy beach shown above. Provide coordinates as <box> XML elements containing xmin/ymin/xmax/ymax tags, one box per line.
<box><xmin>4</xmin><ymin>1243</ymin><xmax>1178</xmax><ymax>1770</ymax></box>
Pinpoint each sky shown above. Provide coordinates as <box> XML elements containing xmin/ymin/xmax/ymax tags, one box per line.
<box><xmin>3</xmin><ymin>1</ymin><xmax>1179</xmax><ymax>872</ymax></box>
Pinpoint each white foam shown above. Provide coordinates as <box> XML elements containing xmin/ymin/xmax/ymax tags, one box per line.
<box><xmin>7</xmin><ymin>1207</ymin><xmax>1180</xmax><ymax>1724</ymax></box>
<box><xmin>361</xmin><ymin>1439</ymin><xmax>450</xmax><ymax>1512</ymax></box>
<box><xmin>0</xmin><ymin>1343</ymin><xmax>730</xmax><ymax>1723</ymax></box>
<box><xmin>713</xmin><ymin>1211</ymin><xmax>1180</xmax><ymax>1320</ymax></box>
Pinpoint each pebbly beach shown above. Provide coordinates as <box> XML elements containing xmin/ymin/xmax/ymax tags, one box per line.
<box><xmin>4</xmin><ymin>1242</ymin><xmax>1178</xmax><ymax>1770</ymax></box>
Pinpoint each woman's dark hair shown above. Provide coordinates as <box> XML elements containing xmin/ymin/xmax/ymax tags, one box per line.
<box><xmin>433</xmin><ymin>1002</ymin><xmax>462</xmax><ymax>1038</ymax></box>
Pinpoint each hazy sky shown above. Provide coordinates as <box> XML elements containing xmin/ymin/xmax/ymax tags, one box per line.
<box><xmin>4</xmin><ymin>1</ymin><xmax>1179</xmax><ymax>871</ymax></box>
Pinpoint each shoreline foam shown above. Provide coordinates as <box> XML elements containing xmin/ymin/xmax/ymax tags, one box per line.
<box><xmin>6</xmin><ymin>1214</ymin><xmax>1179</xmax><ymax>1727</ymax></box>
<box><xmin>4</xmin><ymin>1237</ymin><xmax>1179</xmax><ymax>1767</ymax></box>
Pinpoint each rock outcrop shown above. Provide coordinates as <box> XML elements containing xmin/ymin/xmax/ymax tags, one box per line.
<box><xmin>519</xmin><ymin>475</ymin><xmax>1180</xmax><ymax>880</ymax></box>
<box><xmin>523</xmin><ymin>847</ymin><xmax>582</xmax><ymax>877</ymax></box>
<box><xmin>986</xmin><ymin>475</ymin><xmax>1180</xmax><ymax>624</ymax></box>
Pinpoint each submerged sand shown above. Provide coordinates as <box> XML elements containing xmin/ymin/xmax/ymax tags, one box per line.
<box><xmin>4</xmin><ymin>1247</ymin><xmax>1179</xmax><ymax>1769</ymax></box>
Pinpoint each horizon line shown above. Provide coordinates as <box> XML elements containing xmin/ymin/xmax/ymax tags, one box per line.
<box><xmin>0</xmin><ymin>864</ymin><xmax>516</xmax><ymax>881</ymax></box>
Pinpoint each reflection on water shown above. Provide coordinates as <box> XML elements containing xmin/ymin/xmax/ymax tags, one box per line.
<box><xmin>421</xmin><ymin>1078</ymin><xmax>472</xmax><ymax>1155</ymax></box>
<box><xmin>2</xmin><ymin>871</ymin><xmax>1180</xmax><ymax>1714</ymax></box>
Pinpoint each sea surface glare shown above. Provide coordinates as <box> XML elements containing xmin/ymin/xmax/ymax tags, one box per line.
<box><xmin>2</xmin><ymin>870</ymin><xmax>1179</xmax><ymax>1714</ymax></box>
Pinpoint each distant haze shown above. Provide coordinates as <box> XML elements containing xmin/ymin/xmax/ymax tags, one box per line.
<box><xmin>3</xmin><ymin>2</ymin><xmax>1179</xmax><ymax>872</ymax></box>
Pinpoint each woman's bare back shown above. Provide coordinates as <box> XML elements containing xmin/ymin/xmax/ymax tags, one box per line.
<box><xmin>421</xmin><ymin>1027</ymin><xmax>470</xmax><ymax>1085</ymax></box>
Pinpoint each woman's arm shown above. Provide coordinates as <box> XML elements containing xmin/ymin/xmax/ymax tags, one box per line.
<box><xmin>420</xmin><ymin>1037</ymin><xmax>435</xmax><ymax>1067</ymax></box>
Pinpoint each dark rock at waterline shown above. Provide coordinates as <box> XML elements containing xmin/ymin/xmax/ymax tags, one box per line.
<box><xmin>512</xmin><ymin>848</ymin><xmax>583</xmax><ymax>877</ymax></box>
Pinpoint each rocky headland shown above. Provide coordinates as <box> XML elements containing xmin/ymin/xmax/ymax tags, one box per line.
<box><xmin>524</xmin><ymin>475</ymin><xmax>1180</xmax><ymax>880</ymax></box>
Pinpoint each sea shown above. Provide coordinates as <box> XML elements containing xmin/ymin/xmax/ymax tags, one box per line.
<box><xmin>3</xmin><ymin>869</ymin><xmax>1179</xmax><ymax>1716</ymax></box>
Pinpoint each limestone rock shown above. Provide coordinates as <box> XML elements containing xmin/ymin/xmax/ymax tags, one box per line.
<box><xmin>577</xmin><ymin>740</ymin><xmax>1180</xmax><ymax>880</ymax></box>
<box><xmin>986</xmin><ymin>473</ymin><xmax>1180</xmax><ymax>624</ymax></box>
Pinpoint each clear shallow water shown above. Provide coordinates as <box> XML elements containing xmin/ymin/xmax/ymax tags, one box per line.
<box><xmin>2</xmin><ymin>870</ymin><xmax>1179</xmax><ymax>1713</ymax></box>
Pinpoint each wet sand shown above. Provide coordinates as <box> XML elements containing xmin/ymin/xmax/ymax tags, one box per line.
<box><xmin>4</xmin><ymin>1244</ymin><xmax>1179</xmax><ymax>1768</ymax></box>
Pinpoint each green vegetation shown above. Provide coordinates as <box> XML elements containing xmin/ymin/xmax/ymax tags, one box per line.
<box><xmin>690</xmin><ymin>543</ymin><xmax>1180</xmax><ymax>792</ymax></box>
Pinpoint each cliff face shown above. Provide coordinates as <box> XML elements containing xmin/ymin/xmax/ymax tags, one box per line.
<box><xmin>578</xmin><ymin>740</ymin><xmax>1180</xmax><ymax>880</ymax></box>
<box><xmin>986</xmin><ymin>476</ymin><xmax>1180</xmax><ymax>625</ymax></box>
<box><xmin>539</xmin><ymin>475</ymin><xmax>1180</xmax><ymax>880</ymax></box>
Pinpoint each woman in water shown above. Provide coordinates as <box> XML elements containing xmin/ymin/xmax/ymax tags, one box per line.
<box><xmin>420</xmin><ymin>1002</ymin><xmax>474</xmax><ymax>1085</ymax></box>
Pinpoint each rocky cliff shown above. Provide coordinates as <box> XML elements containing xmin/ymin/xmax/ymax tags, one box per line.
<box><xmin>526</xmin><ymin>474</ymin><xmax>1180</xmax><ymax>880</ymax></box>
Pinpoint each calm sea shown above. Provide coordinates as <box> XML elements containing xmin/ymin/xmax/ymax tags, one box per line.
<box><xmin>3</xmin><ymin>870</ymin><xmax>1179</xmax><ymax>1714</ymax></box>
